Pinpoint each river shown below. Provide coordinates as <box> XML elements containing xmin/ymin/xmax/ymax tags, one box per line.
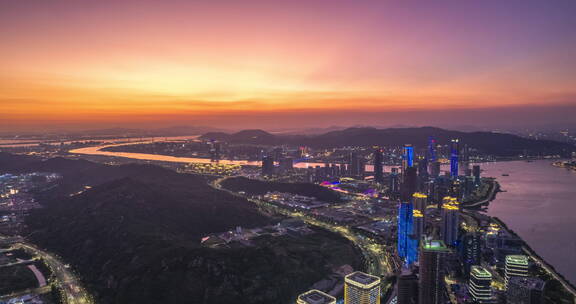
<box><xmin>480</xmin><ymin>160</ymin><xmax>576</xmax><ymax>284</ymax></box>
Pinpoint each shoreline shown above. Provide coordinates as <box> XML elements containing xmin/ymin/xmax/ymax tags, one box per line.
<box><xmin>492</xmin><ymin>217</ymin><xmax>576</xmax><ymax>299</ymax></box>
<box><xmin>552</xmin><ymin>160</ymin><xmax>576</xmax><ymax>172</ymax></box>
<box><xmin>470</xmin><ymin>170</ymin><xmax>576</xmax><ymax>300</ymax></box>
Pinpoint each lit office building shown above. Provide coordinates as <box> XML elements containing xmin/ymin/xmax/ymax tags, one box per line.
<box><xmin>450</xmin><ymin>139</ymin><xmax>459</xmax><ymax>178</ymax></box>
<box><xmin>398</xmin><ymin>201</ymin><xmax>418</xmax><ymax>265</ymax></box>
<box><xmin>297</xmin><ymin>289</ymin><xmax>337</xmax><ymax>304</ymax></box>
<box><xmin>419</xmin><ymin>239</ymin><xmax>451</xmax><ymax>304</ymax></box>
<box><xmin>344</xmin><ymin>271</ymin><xmax>381</xmax><ymax>304</ymax></box>
<box><xmin>441</xmin><ymin>200</ymin><xmax>460</xmax><ymax>247</ymax></box>
<box><xmin>413</xmin><ymin>192</ymin><xmax>428</xmax><ymax>212</ymax></box>
<box><xmin>462</xmin><ymin>232</ymin><xmax>481</xmax><ymax>275</ymax></box>
<box><xmin>507</xmin><ymin>277</ymin><xmax>545</xmax><ymax>304</ymax></box>
<box><xmin>469</xmin><ymin>266</ymin><xmax>494</xmax><ymax>303</ymax></box>
<box><xmin>505</xmin><ymin>255</ymin><xmax>529</xmax><ymax>289</ymax></box>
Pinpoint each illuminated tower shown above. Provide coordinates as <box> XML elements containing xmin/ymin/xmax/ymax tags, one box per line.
<box><xmin>419</xmin><ymin>239</ymin><xmax>450</xmax><ymax>304</ymax></box>
<box><xmin>403</xmin><ymin>144</ymin><xmax>414</xmax><ymax>172</ymax></box>
<box><xmin>344</xmin><ymin>271</ymin><xmax>381</xmax><ymax>304</ymax></box>
<box><xmin>373</xmin><ymin>148</ymin><xmax>384</xmax><ymax>183</ymax></box>
<box><xmin>469</xmin><ymin>266</ymin><xmax>494</xmax><ymax>304</ymax></box>
<box><xmin>297</xmin><ymin>289</ymin><xmax>337</xmax><ymax>304</ymax></box>
<box><xmin>450</xmin><ymin>139</ymin><xmax>459</xmax><ymax>178</ymax></box>
<box><xmin>441</xmin><ymin>199</ymin><xmax>460</xmax><ymax>247</ymax></box>
<box><xmin>505</xmin><ymin>255</ymin><xmax>529</xmax><ymax>289</ymax></box>
<box><xmin>398</xmin><ymin>201</ymin><xmax>418</xmax><ymax>265</ymax></box>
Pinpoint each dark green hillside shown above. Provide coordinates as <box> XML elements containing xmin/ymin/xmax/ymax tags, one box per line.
<box><xmin>0</xmin><ymin>154</ymin><xmax>364</xmax><ymax>303</ymax></box>
<box><xmin>26</xmin><ymin>178</ymin><xmax>360</xmax><ymax>303</ymax></box>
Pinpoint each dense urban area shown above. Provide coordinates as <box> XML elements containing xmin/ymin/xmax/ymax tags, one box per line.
<box><xmin>0</xmin><ymin>127</ymin><xmax>575</xmax><ymax>304</ymax></box>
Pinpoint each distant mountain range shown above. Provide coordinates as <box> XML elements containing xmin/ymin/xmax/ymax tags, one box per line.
<box><xmin>201</xmin><ymin>127</ymin><xmax>575</xmax><ymax>157</ymax></box>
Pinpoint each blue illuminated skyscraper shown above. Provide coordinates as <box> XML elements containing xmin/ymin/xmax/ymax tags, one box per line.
<box><xmin>398</xmin><ymin>201</ymin><xmax>418</xmax><ymax>265</ymax></box>
<box><xmin>403</xmin><ymin>144</ymin><xmax>414</xmax><ymax>172</ymax></box>
<box><xmin>450</xmin><ymin>139</ymin><xmax>459</xmax><ymax>178</ymax></box>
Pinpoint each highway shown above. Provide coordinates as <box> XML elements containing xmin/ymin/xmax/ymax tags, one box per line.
<box><xmin>8</xmin><ymin>242</ymin><xmax>94</xmax><ymax>304</ymax></box>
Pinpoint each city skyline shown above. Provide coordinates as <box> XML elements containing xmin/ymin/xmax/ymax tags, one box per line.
<box><xmin>2</xmin><ymin>0</ymin><xmax>576</xmax><ymax>131</ymax></box>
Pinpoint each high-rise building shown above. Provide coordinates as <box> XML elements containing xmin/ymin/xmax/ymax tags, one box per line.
<box><xmin>397</xmin><ymin>268</ymin><xmax>418</xmax><ymax>304</ymax></box>
<box><xmin>261</xmin><ymin>155</ymin><xmax>274</xmax><ymax>176</ymax></box>
<box><xmin>373</xmin><ymin>149</ymin><xmax>384</xmax><ymax>183</ymax></box>
<box><xmin>427</xmin><ymin>136</ymin><xmax>437</xmax><ymax>163</ymax></box>
<box><xmin>344</xmin><ymin>271</ymin><xmax>381</xmax><ymax>304</ymax></box>
<box><xmin>419</xmin><ymin>239</ymin><xmax>451</xmax><ymax>304</ymax></box>
<box><xmin>428</xmin><ymin>161</ymin><xmax>441</xmax><ymax>178</ymax></box>
<box><xmin>469</xmin><ymin>266</ymin><xmax>494</xmax><ymax>303</ymax></box>
<box><xmin>413</xmin><ymin>193</ymin><xmax>428</xmax><ymax>212</ymax></box>
<box><xmin>390</xmin><ymin>167</ymin><xmax>400</xmax><ymax>196</ymax></box>
<box><xmin>413</xmin><ymin>209</ymin><xmax>424</xmax><ymax>247</ymax></box>
<box><xmin>401</xmin><ymin>167</ymin><xmax>418</xmax><ymax>201</ymax></box>
<box><xmin>278</xmin><ymin>157</ymin><xmax>294</xmax><ymax>173</ymax></box>
<box><xmin>472</xmin><ymin>165</ymin><xmax>481</xmax><ymax>184</ymax></box>
<box><xmin>441</xmin><ymin>199</ymin><xmax>460</xmax><ymax>247</ymax></box>
<box><xmin>349</xmin><ymin>152</ymin><xmax>366</xmax><ymax>178</ymax></box>
<box><xmin>459</xmin><ymin>144</ymin><xmax>470</xmax><ymax>176</ymax></box>
<box><xmin>208</xmin><ymin>141</ymin><xmax>221</xmax><ymax>162</ymax></box>
<box><xmin>403</xmin><ymin>144</ymin><xmax>414</xmax><ymax>172</ymax></box>
<box><xmin>297</xmin><ymin>289</ymin><xmax>337</xmax><ymax>304</ymax></box>
<box><xmin>450</xmin><ymin>139</ymin><xmax>460</xmax><ymax>179</ymax></box>
<box><xmin>507</xmin><ymin>277</ymin><xmax>545</xmax><ymax>304</ymax></box>
<box><xmin>505</xmin><ymin>255</ymin><xmax>529</xmax><ymax>289</ymax></box>
<box><xmin>462</xmin><ymin>232</ymin><xmax>481</xmax><ymax>275</ymax></box>
<box><xmin>398</xmin><ymin>201</ymin><xmax>418</xmax><ymax>265</ymax></box>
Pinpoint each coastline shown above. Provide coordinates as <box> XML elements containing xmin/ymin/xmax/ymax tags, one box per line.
<box><xmin>471</xmin><ymin>173</ymin><xmax>576</xmax><ymax>300</ymax></box>
<box><xmin>552</xmin><ymin>160</ymin><xmax>576</xmax><ymax>172</ymax></box>
<box><xmin>492</xmin><ymin>217</ymin><xmax>576</xmax><ymax>299</ymax></box>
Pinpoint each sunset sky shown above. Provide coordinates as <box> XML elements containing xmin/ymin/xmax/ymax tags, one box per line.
<box><xmin>1</xmin><ymin>0</ymin><xmax>576</xmax><ymax>131</ymax></box>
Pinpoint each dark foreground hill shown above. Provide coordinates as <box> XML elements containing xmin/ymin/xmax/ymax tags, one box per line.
<box><xmin>0</xmin><ymin>153</ymin><xmax>362</xmax><ymax>303</ymax></box>
<box><xmin>202</xmin><ymin>127</ymin><xmax>575</xmax><ymax>157</ymax></box>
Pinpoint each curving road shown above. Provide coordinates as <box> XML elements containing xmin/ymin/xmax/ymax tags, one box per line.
<box><xmin>10</xmin><ymin>242</ymin><xmax>94</xmax><ymax>304</ymax></box>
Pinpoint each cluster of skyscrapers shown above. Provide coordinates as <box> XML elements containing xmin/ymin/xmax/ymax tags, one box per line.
<box><xmin>388</xmin><ymin>138</ymin><xmax>545</xmax><ymax>304</ymax></box>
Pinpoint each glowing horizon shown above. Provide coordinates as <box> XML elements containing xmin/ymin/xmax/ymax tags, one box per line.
<box><xmin>1</xmin><ymin>0</ymin><xmax>576</xmax><ymax>131</ymax></box>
